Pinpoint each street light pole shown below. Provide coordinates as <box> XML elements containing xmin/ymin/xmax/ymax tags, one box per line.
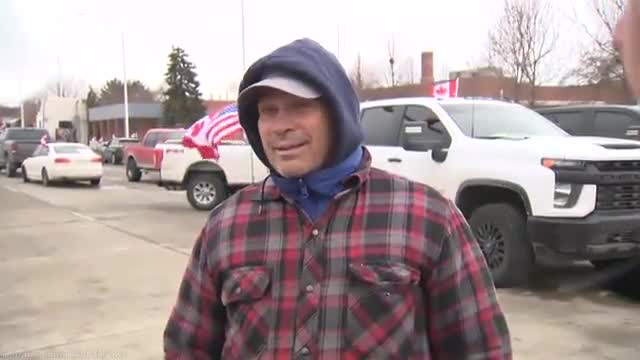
<box><xmin>241</xmin><ymin>0</ymin><xmax>246</xmax><ymax>72</ymax></box>
<box><xmin>122</xmin><ymin>31</ymin><xmax>130</xmax><ymax>138</ymax></box>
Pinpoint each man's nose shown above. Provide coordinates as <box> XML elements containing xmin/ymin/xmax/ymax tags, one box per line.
<box><xmin>263</xmin><ymin>114</ymin><xmax>294</xmax><ymax>134</ymax></box>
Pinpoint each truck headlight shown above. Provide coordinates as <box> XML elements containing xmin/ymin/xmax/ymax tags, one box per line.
<box><xmin>554</xmin><ymin>183</ymin><xmax>573</xmax><ymax>207</ymax></box>
<box><xmin>542</xmin><ymin>158</ymin><xmax>586</xmax><ymax>170</ymax></box>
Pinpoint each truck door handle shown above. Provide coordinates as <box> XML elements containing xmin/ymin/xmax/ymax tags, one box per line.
<box><xmin>387</xmin><ymin>157</ymin><xmax>402</xmax><ymax>163</ymax></box>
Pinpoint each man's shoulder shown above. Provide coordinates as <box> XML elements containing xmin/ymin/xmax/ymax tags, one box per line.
<box><xmin>367</xmin><ymin>167</ymin><xmax>452</xmax><ymax>208</ymax></box>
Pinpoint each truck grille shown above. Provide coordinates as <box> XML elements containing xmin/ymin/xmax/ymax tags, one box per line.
<box><xmin>593</xmin><ymin>160</ymin><xmax>640</xmax><ymax>172</ymax></box>
<box><xmin>597</xmin><ymin>184</ymin><xmax>640</xmax><ymax>210</ymax></box>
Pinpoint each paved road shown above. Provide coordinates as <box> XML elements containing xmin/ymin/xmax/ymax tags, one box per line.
<box><xmin>1</xmin><ymin>165</ymin><xmax>639</xmax><ymax>359</ymax></box>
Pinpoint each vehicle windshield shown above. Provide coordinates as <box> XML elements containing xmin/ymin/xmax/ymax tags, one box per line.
<box><xmin>167</xmin><ymin>131</ymin><xmax>186</xmax><ymax>140</ymax></box>
<box><xmin>54</xmin><ymin>145</ymin><xmax>92</xmax><ymax>154</ymax></box>
<box><xmin>441</xmin><ymin>102</ymin><xmax>569</xmax><ymax>138</ymax></box>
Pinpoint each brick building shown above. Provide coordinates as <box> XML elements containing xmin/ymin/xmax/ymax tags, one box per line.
<box><xmin>88</xmin><ymin>103</ymin><xmax>164</xmax><ymax>140</ymax></box>
<box><xmin>87</xmin><ymin>100</ymin><xmax>236</xmax><ymax>140</ymax></box>
<box><xmin>358</xmin><ymin>51</ymin><xmax>633</xmax><ymax>106</ymax></box>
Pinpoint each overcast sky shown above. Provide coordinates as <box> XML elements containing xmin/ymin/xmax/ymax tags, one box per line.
<box><xmin>0</xmin><ymin>0</ymin><xmax>605</xmax><ymax>106</ymax></box>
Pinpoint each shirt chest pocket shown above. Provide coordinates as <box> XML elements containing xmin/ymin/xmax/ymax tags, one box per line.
<box><xmin>345</xmin><ymin>262</ymin><xmax>422</xmax><ymax>359</ymax></box>
<box><xmin>220</xmin><ymin>266</ymin><xmax>272</xmax><ymax>360</ymax></box>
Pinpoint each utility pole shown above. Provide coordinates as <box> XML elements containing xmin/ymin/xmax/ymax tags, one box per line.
<box><xmin>122</xmin><ymin>32</ymin><xmax>130</xmax><ymax>137</ymax></box>
<box><xmin>241</xmin><ymin>0</ymin><xmax>246</xmax><ymax>72</ymax></box>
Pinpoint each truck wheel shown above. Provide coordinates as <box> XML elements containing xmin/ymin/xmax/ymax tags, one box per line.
<box><xmin>126</xmin><ymin>158</ymin><xmax>142</xmax><ymax>182</ymax></box>
<box><xmin>468</xmin><ymin>203</ymin><xmax>533</xmax><ymax>288</ymax></box>
<box><xmin>186</xmin><ymin>173</ymin><xmax>227</xmax><ymax>211</ymax></box>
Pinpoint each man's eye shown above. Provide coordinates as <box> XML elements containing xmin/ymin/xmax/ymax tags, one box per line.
<box><xmin>259</xmin><ymin>108</ymin><xmax>277</xmax><ymax>117</ymax></box>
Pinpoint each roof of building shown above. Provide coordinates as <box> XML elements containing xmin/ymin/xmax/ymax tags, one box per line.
<box><xmin>89</xmin><ymin>103</ymin><xmax>163</xmax><ymax>122</ymax></box>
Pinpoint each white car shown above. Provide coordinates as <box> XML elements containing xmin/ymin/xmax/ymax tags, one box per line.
<box><xmin>21</xmin><ymin>142</ymin><xmax>104</xmax><ymax>186</ymax></box>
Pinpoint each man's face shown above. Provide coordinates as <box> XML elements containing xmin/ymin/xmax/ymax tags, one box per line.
<box><xmin>614</xmin><ymin>0</ymin><xmax>640</xmax><ymax>98</ymax></box>
<box><xmin>257</xmin><ymin>89</ymin><xmax>332</xmax><ymax>178</ymax></box>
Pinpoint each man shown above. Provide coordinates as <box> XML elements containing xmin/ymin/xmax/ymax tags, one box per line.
<box><xmin>615</xmin><ymin>0</ymin><xmax>640</xmax><ymax>99</ymax></box>
<box><xmin>163</xmin><ymin>38</ymin><xmax>512</xmax><ymax>359</ymax></box>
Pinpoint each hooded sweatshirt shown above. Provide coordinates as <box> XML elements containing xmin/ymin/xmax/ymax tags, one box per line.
<box><xmin>237</xmin><ymin>38</ymin><xmax>364</xmax><ymax>221</ymax></box>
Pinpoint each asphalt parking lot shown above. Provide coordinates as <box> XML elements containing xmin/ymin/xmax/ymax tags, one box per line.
<box><xmin>1</xmin><ymin>165</ymin><xmax>639</xmax><ymax>359</ymax></box>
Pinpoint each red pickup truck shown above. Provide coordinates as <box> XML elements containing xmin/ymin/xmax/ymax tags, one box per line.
<box><xmin>123</xmin><ymin>128</ymin><xmax>185</xmax><ymax>182</ymax></box>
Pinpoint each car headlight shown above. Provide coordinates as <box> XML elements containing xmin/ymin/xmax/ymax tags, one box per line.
<box><xmin>542</xmin><ymin>158</ymin><xmax>586</xmax><ymax>170</ymax></box>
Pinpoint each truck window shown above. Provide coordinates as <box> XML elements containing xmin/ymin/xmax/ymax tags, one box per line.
<box><xmin>402</xmin><ymin>106</ymin><xmax>450</xmax><ymax>144</ymax></box>
<box><xmin>545</xmin><ymin>111</ymin><xmax>586</xmax><ymax>135</ymax></box>
<box><xmin>594</xmin><ymin>111</ymin><xmax>639</xmax><ymax>138</ymax></box>
<box><xmin>441</xmin><ymin>103</ymin><xmax>567</xmax><ymax>138</ymax></box>
<box><xmin>360</xmin><ymin>106</ymin><xmax>404</xmax><ymax>146</ymax></box>
<box><xmin>143</xmin><ymin>133</ymin><xmax>159</xmax><ymax>147</ymax></box>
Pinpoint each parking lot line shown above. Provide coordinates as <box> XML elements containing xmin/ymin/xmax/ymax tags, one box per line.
<box><xmin>70</xmin><ymin>211</ymin><xmax>96</xmax><ymax>222</ymax></box>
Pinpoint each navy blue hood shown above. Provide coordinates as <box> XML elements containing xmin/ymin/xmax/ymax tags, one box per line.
<box><xmin>237</xmin><ymin>38</ymin><xmax>363</xmax><ymax>172</ymax></box>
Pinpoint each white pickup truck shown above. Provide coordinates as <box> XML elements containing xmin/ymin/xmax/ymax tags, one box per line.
<box><xmin>159</xmin><ymin>97</ymin><xmax>640</xmax><ymax>287</ymax></box>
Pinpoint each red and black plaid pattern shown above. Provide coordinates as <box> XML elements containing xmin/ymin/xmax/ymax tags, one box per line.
<box><xmin>163</xmin><ymin>148</ymin><xmax>512</xmax><ymax>359</ymax></box>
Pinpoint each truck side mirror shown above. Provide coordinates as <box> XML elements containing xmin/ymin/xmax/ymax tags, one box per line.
<box><xmin>402</xmin><ymin>123</ymin><xmax>432</xmax><ymax>151</ymax></box>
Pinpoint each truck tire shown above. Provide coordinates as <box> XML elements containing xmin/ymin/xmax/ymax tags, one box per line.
<box><xmin>126</xmin><ymin>158</ymin><xmax>142</xmax><ymax>182</ymax></box>
<box><xmin>186</xmin><ymin>172</ymin><xmax>227</xmax><ymax>211</ymax></box>
<box><xmin>468</xmin><ymin>203</ymin><xmax>533</xmax><ymax>288</ymax></box>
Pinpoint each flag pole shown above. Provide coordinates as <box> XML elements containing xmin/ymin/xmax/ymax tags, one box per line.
<box><xmin>241</xmin><ymin>0</ymin><xmax>246</xmax><ymax>72</ymax></box>
<box><xmin>122</xmin><ymin>31</ymin><xmax>130</xmax><ymax>138</ymax></box>
<box><xmin>240</xmin><ymin>0</ymin><xmax>256</xmax><ymax>182</ymax></box>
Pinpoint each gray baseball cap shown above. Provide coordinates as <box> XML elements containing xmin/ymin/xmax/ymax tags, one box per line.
<box><xmin>238</xmin><ymin>72</ymin><xmax>321</xmax><ymax>104</ymax></box>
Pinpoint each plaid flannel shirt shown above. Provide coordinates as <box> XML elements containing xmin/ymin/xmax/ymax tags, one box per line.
<box><xmin>163</xmin><ymin>148</ymin><xmax>512</xmax><ymax>359</ymax></box>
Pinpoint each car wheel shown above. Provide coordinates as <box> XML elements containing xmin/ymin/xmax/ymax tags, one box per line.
<box><xmin>41</xmin><ymin>168</ymin><xmax>50</xmax><ymax>187</ymax></box>
<box><xmin>21</xmin><ymin>166</ymin><xmax>29</xmax><ymax>183</ymax></box>
<box><xmin>468</xmin><ymin>202</ymin><xmax>533</xmax><ymax>288</ymax></box>
<box><xmin>126</xmin><ymin>158</ymin><xmax>142</xmax><ymax>182</ymax></box>
<box><xmin>90</xmin><ymin>178</ymin><xmax>101</xmax><ymax>187</ymax></box>
<box><xmin>186</xmin><ymin>172</ymin><xmax>227</xmax><ymax>211</ymax></box>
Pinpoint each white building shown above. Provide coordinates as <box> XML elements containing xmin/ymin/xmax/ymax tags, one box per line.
<box><xmin>36</xmin><ymin>96</ymin><xmax>89</xmax><ymax>144</ymax></box>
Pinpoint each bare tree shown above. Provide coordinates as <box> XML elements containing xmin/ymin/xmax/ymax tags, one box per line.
<box><xmin>349</xmin><ymin>53</ymin><xmax>380</xmax><ymax>89</ymax></box>
<box><xmin>570</xmin><ymin>1</ymin><xmax>626</xmax><ymax>87</ymax></box>
<box><xmin>488</xmin><ymin>0</ymin><xmax>558</xmax><ymax>105</ymax></box>
<box><xmin>45</xmin><ymin>77</ymin><xmax>86</xmax><ymax>98</ymax></box>
<box><xmin>387</xmin><ymin>37</ymin><xmax>397</xmax><ymax>87</ymax></box>
<box><xmin>397</xmin><ymin>57</ymin><xmax>417</xmax><ymax>85</ymax></box>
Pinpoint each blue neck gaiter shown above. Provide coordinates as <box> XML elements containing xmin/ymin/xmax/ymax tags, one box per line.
<box><xmin>272</xmin><ymin>146</ymin><xmax>363</xmax><ymax>221</ymax></box>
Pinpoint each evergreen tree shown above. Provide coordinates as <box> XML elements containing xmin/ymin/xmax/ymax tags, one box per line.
<box><xmin>86</xmin><ymin>86</ymin><xmax>99</xmax><ymax>108</ymax></box>
<box><xmin>162</xmin><ymin>47</ymin><xmax>205</xmax><ymax>127</ymax></box>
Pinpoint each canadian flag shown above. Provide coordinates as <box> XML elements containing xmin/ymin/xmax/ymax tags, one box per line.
<box><xmin>431</xmin><ymin>78</ymin><xmax>460</xmax><ymax>98</ymax></box>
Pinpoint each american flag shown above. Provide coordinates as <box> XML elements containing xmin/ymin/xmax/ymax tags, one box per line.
<box><xmin>182</xmin><ymin>103</ymin><xmax>242</xmax><ymax>159</ymax></box>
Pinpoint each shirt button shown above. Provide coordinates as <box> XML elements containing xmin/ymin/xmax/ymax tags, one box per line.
<box><xmin>305</xmin><ymin>284</ymin><xmax>314</xmax><ymax>293</ymax></box>
<box><xmin>311</xmin><ymin>229</ymin><xmax>319</xmax><ymax>236</ymax></box>
<box><xmin>300</xmin><ymin>347</ymin><xmax>310</xmax><ymax>355</ymax></box>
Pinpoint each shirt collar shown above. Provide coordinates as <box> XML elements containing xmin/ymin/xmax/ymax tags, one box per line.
<box><xmin>251</xmin><ymin>147</ymin><xmax>372</xmax><ymax>202</ymax></box>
